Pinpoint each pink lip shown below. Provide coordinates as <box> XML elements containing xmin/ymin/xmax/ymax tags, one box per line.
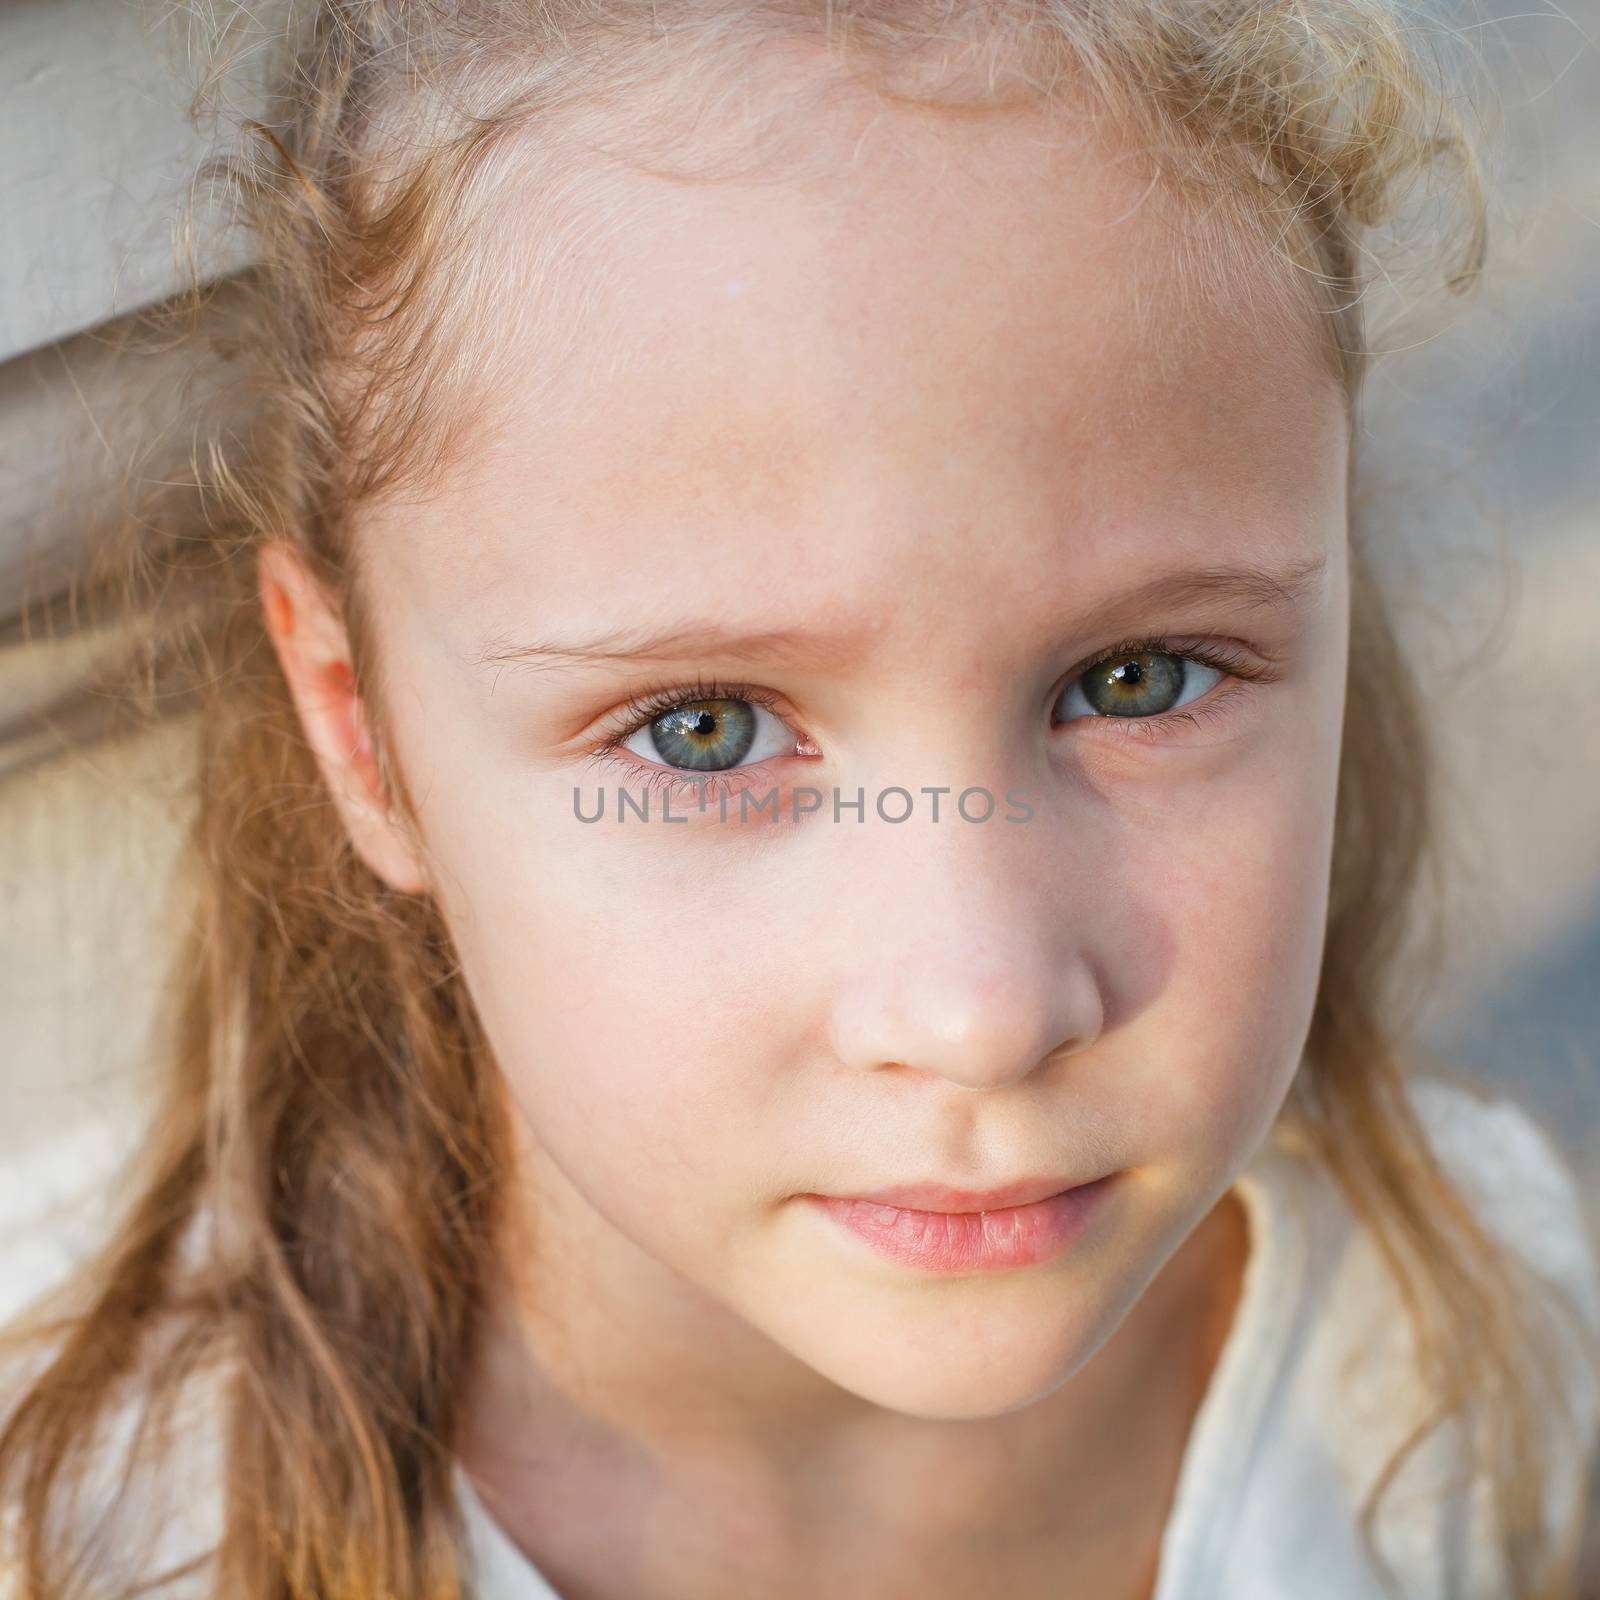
<box><xmin>805</xmin><ymin>1174</ymin><xmax>1118</xmax><ymax>1275</ymax></box>
<box><xmin>844</xmin><ymin>1175</ymin><xmax>1096</xmax><ymax>1212</ymax></box>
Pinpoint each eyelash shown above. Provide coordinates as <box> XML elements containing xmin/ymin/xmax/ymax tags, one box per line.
<box><xmin>1056</xmin><ymin>634</ymin><xmax>1276</xmax><ymax>747</ymax></box>
<box><xmin>586</xmin><ymin>673</ymin><xmax>793</xmax><ymax>804</ymax></box>
<box><xmin>585</xmin><ymin>637</ymin><xmax>1277</xmax><ymax>798</ymax></box>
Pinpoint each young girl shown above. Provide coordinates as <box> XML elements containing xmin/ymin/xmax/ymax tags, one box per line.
<box><xmin>2</xmin><ymin>2</ymin><xmax>1597</xmax><ymax>1597</ymax></box>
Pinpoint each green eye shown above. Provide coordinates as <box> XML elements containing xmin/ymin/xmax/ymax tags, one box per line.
<box><xmin>635</xmin><ymin>698</ymin><xmax>759</xmax><ymax>771</ymax></box>
<box><xmin>1056</xmin><ymin>651</ymin><xmax>1223</xmax><ymax>722</ymax></box>
<box><xmin>607</xmin><ymin>678</ymin><xmax>800</xmax><ymax>783</ymax></box>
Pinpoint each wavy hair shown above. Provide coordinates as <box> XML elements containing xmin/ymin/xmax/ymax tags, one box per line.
<box><xmin>1</xmin><ymin>2</ymin><xmax>1594</xmax><ymax>1595</ymax></box>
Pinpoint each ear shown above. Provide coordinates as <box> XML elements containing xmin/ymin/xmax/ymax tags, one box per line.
<box><xmin>256</xmin><ymin>537</ymin><xmax>431</xmax><ymax>895</ymax></box>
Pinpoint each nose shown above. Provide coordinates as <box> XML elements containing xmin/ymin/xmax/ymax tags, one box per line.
<box><xmin>826</xmin><ymin>815</ymin><xmax>1104</xmax><ymax>1093</ymax></box>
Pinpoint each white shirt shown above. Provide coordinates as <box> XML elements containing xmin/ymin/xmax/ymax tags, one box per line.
<box><xmin>6</xmin><ymin>1077</ymin><xmax>1598</xmax><ymax>1597</ymax></box>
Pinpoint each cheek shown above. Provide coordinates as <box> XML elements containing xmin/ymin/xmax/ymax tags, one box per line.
<box><xmin>410</xmin><ymin>760</ymin><xmax>804</xmax><ymax>1222</ymax></box>
<box><xmin>1112</xmin><ymin>728</ymin><xmax>1340</xmax><ymax>1175</ymax></box>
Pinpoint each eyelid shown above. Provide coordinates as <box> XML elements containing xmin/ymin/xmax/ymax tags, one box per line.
<box><xmin>1062</xmin><ymin>633</ymin><xmax>1276</xmax><ymax>688</ymax></box>
<box><xmin>583</xmin><ymin>746</ymin><xmax>794</xmax><ymax>809</ymax></box>
<box><xmin>587</xmin><ymin>674</ymin><xmax>808</xmax><ymax>761</ymax></box>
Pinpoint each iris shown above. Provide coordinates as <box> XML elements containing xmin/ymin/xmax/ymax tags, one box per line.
<box><xmin>1078</xmin><ymin>652</ymin><xmax>1187</xmax><ymax>718</ymax></box>
<box><xmin>646</xmin><ymin>699</ymin><xmax>758</xmax><ymax>770</ymax></box>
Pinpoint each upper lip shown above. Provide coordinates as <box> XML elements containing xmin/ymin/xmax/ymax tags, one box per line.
<box><xmin>823</xmin><ymin>1174</ymin><xmax>1108</xmax><ymax>1213</ymax></box>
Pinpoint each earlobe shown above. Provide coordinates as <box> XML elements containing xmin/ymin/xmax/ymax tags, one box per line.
<box><xmin>255</xmin><ymin>537</ymin><xmax>431</xmax><ymax>896</ymax></box>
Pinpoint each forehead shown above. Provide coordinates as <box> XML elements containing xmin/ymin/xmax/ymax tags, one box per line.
<box><xmin>367</xmin><ymin>61</ymin><xmax>1345</xmax><ymax>635</ymax></box>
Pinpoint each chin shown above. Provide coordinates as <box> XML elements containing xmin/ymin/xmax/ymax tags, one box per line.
<box><xmin>766</xmin><ymin>1282</ymin><xmax>1120</xmax><ymax>1421</ymax></box>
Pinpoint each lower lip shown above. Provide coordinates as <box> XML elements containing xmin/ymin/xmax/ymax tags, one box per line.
<box><xmin>806</xmin><ymin>1176</ymin><xmax>1117</xmax><ymax>1275</ymax></box>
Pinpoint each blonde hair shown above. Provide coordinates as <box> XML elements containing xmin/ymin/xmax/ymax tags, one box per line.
<box><xmin>2</xmin><ymin>2</ymin><xmax>1594</xmax><ymax>1596</ymax></box>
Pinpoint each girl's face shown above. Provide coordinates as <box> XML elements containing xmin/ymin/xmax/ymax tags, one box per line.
<box><xmin>278</xmin><ymin>74</ymin><xmax>1349</xmax><ymax>1421</ymax></box>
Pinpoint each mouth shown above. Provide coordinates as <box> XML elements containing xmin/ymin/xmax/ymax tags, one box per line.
<box><xmin>827</xmin><ymin>1174</ymin><xmax>1104</xmax><ymax>1213</ymax></box>
<box><xmin>802</xmin><ymin>1173</ymin><xmax>1119</xmax><ymax>1275</ymax></box>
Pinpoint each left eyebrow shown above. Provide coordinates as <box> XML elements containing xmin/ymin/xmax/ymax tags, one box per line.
<box><xmin>473</xmin><ymin>551</ymin><xmax>1330</xmax><ymax>676</ymax></box>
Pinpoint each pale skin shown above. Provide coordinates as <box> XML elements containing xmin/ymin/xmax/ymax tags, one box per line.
<box><xmin>261</xmin><ymin>52</ymin><xmax>1350</xmax><ymax>1600</ymax></box>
